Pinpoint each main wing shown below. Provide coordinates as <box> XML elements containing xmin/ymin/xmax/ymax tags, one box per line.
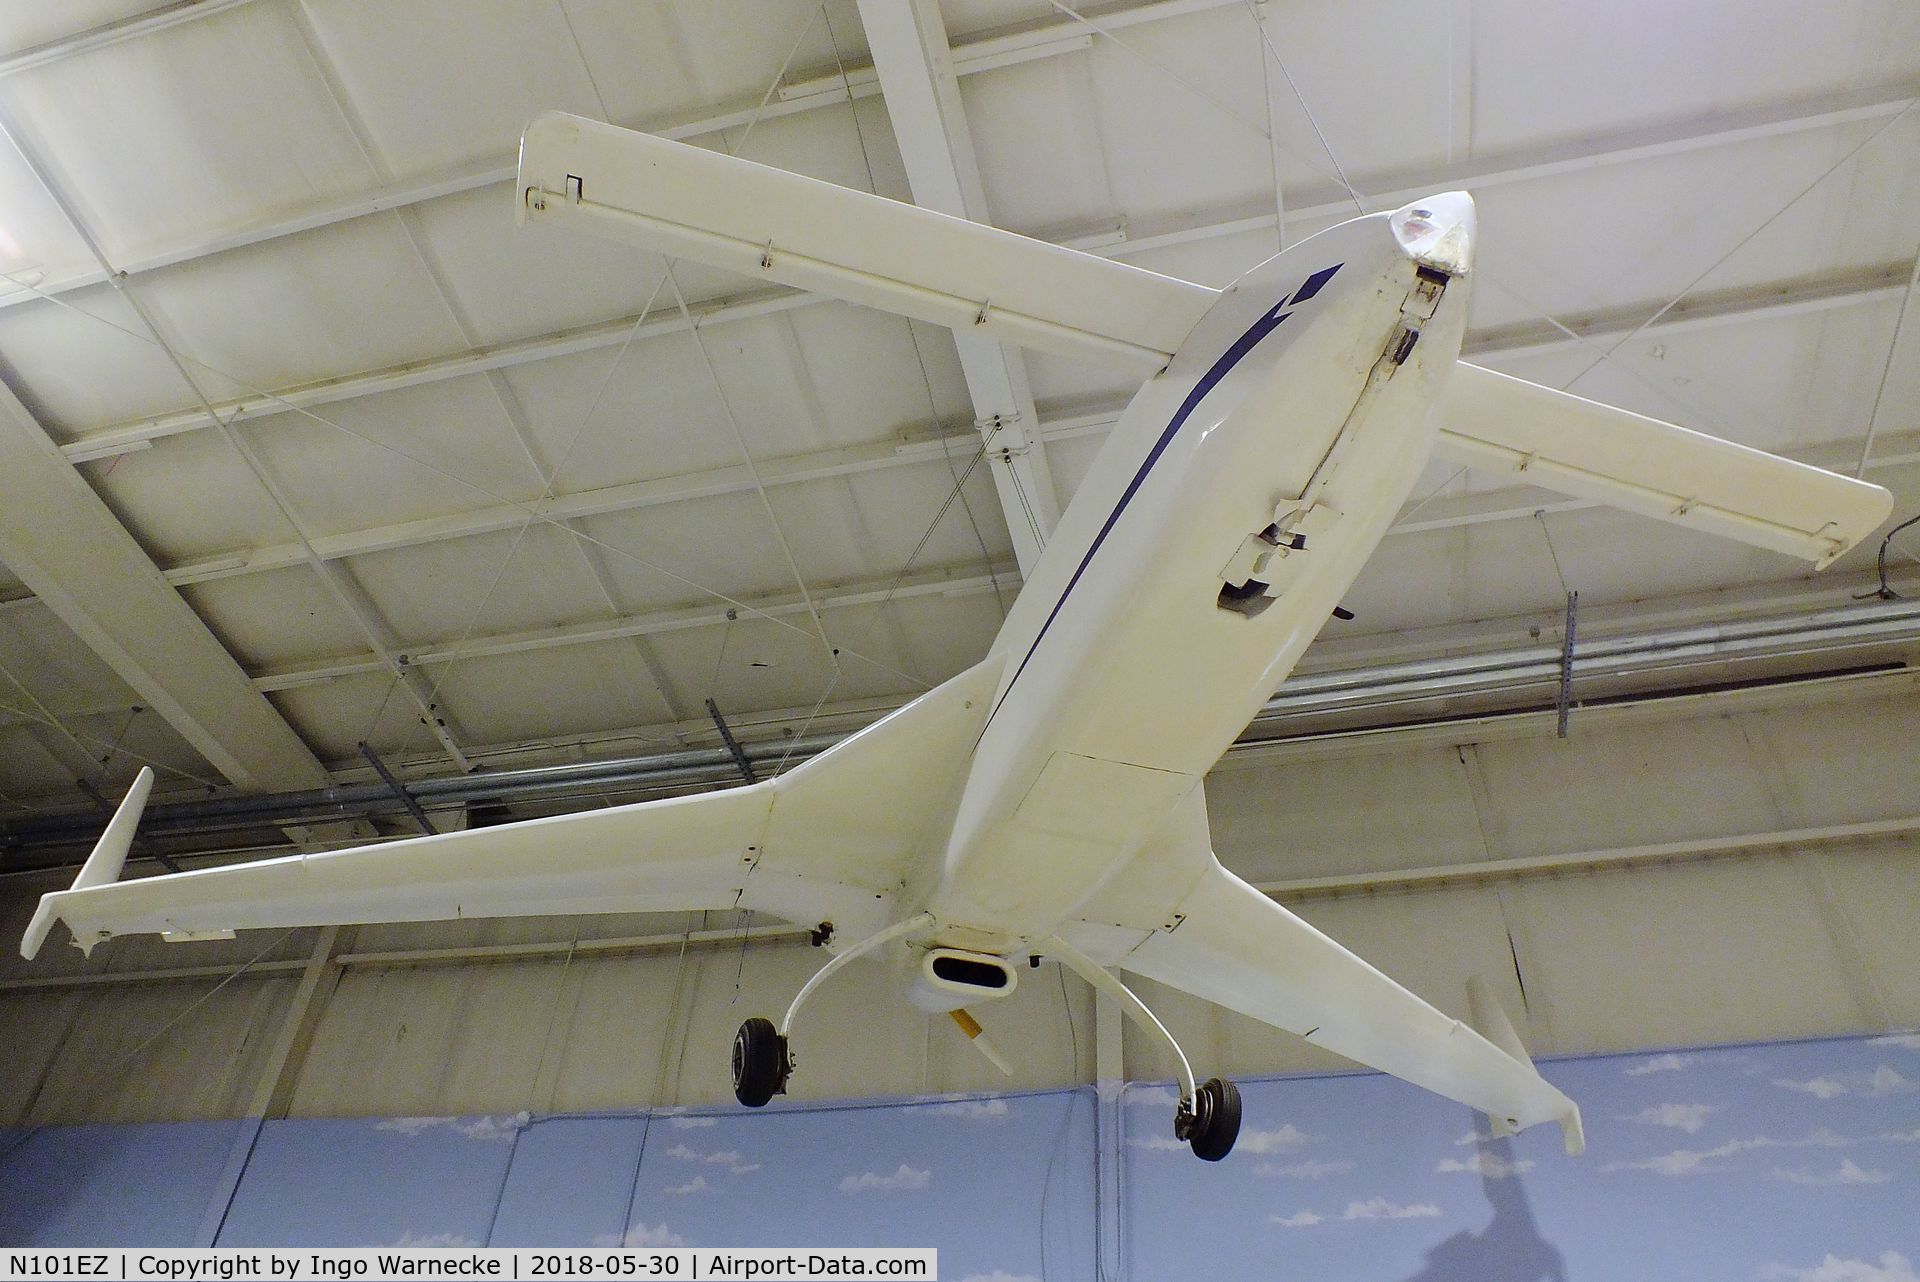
<box><xmin>520</xmin><ymin>115</ymin><xmax>1888</xmax><ymax>566</ymax></box>
<box><xmin>1066</xmin><ymin>806</ymin><xmax>1583</xmax><ymax>1151</ymax></box>
<box><xmin>23</xmin><ymin>657</ymin><xmax>1003</xmax><ymax>959</ymax></box>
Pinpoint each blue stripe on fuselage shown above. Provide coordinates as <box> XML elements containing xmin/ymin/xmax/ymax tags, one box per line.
<box><xmin>982</xmin><ymin>262</ymin><xmax>1344</xmax><ymax>731</ymax></box>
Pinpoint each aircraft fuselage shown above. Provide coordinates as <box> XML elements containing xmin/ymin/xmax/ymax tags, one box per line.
<box><xmin>918</xmin><ymin>203</ymin><xmax>1473</xmax><ymax>948</ymax></box>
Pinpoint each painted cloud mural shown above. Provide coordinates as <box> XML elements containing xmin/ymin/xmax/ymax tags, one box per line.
<box><xmin>0</xmin><ymin>1034</ymin><xmax>1913</xmax><ymax>1279</ymax></box>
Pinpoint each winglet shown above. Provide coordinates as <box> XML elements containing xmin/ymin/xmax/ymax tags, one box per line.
<box><xmin>1559</xmin><ymin>1103</ymin><xmax>1587</xmax><ymax>1157</ymax></box>
<box><xmin>1467</xmin><ymin>973</ymin><xmax>1584</xmax><ymax>1155</ymax></box>
<box><xmin>21</xmin><ymin>766</ymin><xmax>154</xmax><ymax>960</ymax></box>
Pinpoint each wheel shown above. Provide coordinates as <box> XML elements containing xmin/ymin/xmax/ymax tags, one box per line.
<box><xmin>1174</xmin><ymin>1077</ymin><xmax>1242</xmax><ymax>1162</ymax></box>
<box><xmin>731</xmin><ymin>1016</ymin><xmax>789</xmax><ymax>1107</ymax></box>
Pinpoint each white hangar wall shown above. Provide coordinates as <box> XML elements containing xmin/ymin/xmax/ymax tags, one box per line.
<box><xmin>0</xmin><ymin>677</ymin><xmax>1915</xmax><ymax>1128</ymax></box>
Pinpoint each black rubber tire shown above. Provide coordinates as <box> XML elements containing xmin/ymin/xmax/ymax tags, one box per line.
<box><xmin>1186</xmin><ymin>1077</ymin><xmax>1242</xmax><ymax>1162</ymax></box>
<box><xmin>732</xmin><ymin>1017</ymin><xmax>788</xmax><ymax>1107</ymax></box>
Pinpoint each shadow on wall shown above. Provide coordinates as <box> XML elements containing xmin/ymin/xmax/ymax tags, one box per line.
<box><xmin>1404</xmin><ymin>1137</ymin><xmax>1566</xmax><ymax>1282</ymax></box>
<box><xmin>0</xmin><ymin>1120</ymin><xmax>248</xmax><ymax>1246</ymax></box>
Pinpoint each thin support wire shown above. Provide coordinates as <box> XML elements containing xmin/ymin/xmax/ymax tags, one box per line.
<box><xmin>0</xmin><ymin>657</ymin><xmax>221</xmax><ymax>789</ymax></box>
<box><xmin>1855</xmin><ymin>248</ymin><xmax>1920</xmax><ymax>478</ymax></box>
<box><xmin>1046</xmin><ymin>0</ymin><xmax>1271</xmax><ymax>141</ymax></box>
<box><xmin>401</xmin><ymin>275</ymin><xmax>672</xmax><ymax>752</ymax></box>
<box><xmin>0</xmin><ymin>927</ymin><xmax>297</xmax><ymax>1162</ymax></box>
<box><xmin>661</xmin><ymin>263</ymin><xmax>840</xmax><ymax>673</ymax></box>
<box><xmin>735</xmin><ymin>4</ymin><xmax>826</xmax><ymax>159</ymax></box>
<box><xmin>1558</xmin><ymin>100</ymin><xmax>1920</xmax><ymax>392</ymax></box>
<box><xmin>0</xmin><ymin>3</ymin><xmax>917</xmax><ymax>699</ymax></box>
<box><xmin>1242</xmin><ymin>0</ymin><xmax>1366</xmax><ymax>216</ymax></box>
<box><xmin>1535</xmin><ymin>508</ymin><xmax>1572</xmax><ymax>597</ymax></box>
<box><xmin>1249</xmin><ymin>0</ymin><xmax>1286</xmax><ymax>249</ymax></box>
<box><xmin>819</xmin><ymin>6</ymin><xmax>1010</xmax><ymax>621</ymax></box>
<box><xmin>527</xmin><ymin>937</ymin><xmax>579</xmax><ymax>1111</ymax></box>
<box><xmin>0</xmin><ymin>102</ymin><xmax>474</xmax><ymax>769</ymax></box>
<box><xmin>1391</xmin><ymin>465</ymin><xmax>1470</xmax><ymax>531</ymax></box>
<box><xmin>0</xmin><ymin>267</ymin><xmax>919</xmax><ymax>691</ymax></box>
<box><xmin>769</xmin><ymin>421</ymin><xmax>1005</xmax><ymax>779</ymax></box>
<box><xmin>553</xmin><ymin>0</ymin><xmax>611</xmax><ymax>122</ymax></box>
<box><xmin>619</xmin><ymin>925</ymin><xmax>695</xmax><ymax>1244</ymax></box>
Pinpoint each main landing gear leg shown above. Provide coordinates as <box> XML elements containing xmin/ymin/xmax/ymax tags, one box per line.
<box><xmin>1045</xmin><ymin>935</ymin><xmax>1242</xmax><ymax>1162</ymax></box>
<box><xmin>731</xmin><ymin>911</ymin><xmax>934</xmax><ymax>1108</ymax></box>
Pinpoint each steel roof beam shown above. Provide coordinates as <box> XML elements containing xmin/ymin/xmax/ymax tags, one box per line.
<box><xmin>250</xmin><ymin>559</ymin><xmax>1018</xmax><ymax>692</ymax></box>
<box><xmin>239</xmin><ymin>391</ymin><xmax>1920</xmax><ymax>687</ymax></box>
<box><xmin>0</xmin><ymin>0</ymin><xmax>1236</xmax><ymax>311</ymax></box>
<box><xmin>0</xmin><ymin>379</ymin><xmax>329</xmax><ymax>791</ymax></box>
<box><xmin>163</xmin><ymin>429</ymin><xmax>1027</xmax><ymax>586</ymax></box>
<box><xmin>0</xmin><ymin>22</ymin><xmax>1905</xmax><ymax>316</ymax></box>
<box><xmin>54</xmin><ymin>173</ymin><xmax>1918</xmax><ymax>458</ymax></box>
<box><xmin>2</xmin><ymin>266</ymin><xmax>1903</xmax><ymax>639</ymax></box>
<box><xmin>8</xmin><ymin>601</ymin><xmax>1917</xmax><ymax>858</ymax></box>
<box><xmin>54</xmin><ymin>266</ymin><xmax>1908</xmax><ymax>600</ymax></box>
<box><xmin>858</xmin><ymin>0</ymin><xmax>1059</xmax><ymax>573</ymax></box>
<box><xmin>0</xmin><ymin>0</ymin><xmax>263</xmax><ymax>79</ymax></box>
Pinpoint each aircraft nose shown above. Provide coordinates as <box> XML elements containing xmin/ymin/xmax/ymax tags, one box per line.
<box><xmin>1390</xmin><ymin>191</ymin><xmax>1475</xmax><ymax>276</ymax></box>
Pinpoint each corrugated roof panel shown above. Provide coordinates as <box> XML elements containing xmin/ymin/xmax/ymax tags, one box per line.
<box><xmin>1076</xmin><ymin>13</ymin><xmax>1271</xmax><ymax>226</ymax></box>
<box><xmin>181</xmin><ymin>566</ymin><xmax>372</xmax><ymax>671</ymax></box>
<box><xmin>1470</xmin><ymin>0</ymin><xmax>1920</xmax><ymax>151</ymax></box>
<box><xmin>234</xmin><ymin>374</ymin><xmax>543</xmax><ymax>540</ymax></box>
<box><xmin>0</xmin><ymin>3</ymin><xmax>377</xmax><ymax>261</ymax></box>
<box><xmin>1468</xmin><ymin>126</ymin><xmax>1920</xmax><ymax>330</ymax></box>
<box><xmin>299</xmin><ymin>0</ymin><xmax>607</xmax><ymax>176</ymax></box>
<box><xmin>85</xmin><ymin>428</ymin><xmax>299</xmax><ymax>565</ymax></box>
<box><xmin>267</xmin><ymin>670</ymin><xmax>410</xmax><ymax>764</ymax></box>
<box><xmin>340</xmin><ymin>522</ymin><xmax>614</xmax><ymax>648</ymax></box>
<box><xmin>965</xmin><ymin>54</ymin><xmax>1127</xmax><ymax>234</ymax></box>
<box><xmin>782</xmin><ymin>305</ymin><xmax>973</xmax><ymax>443</ymax></box>
<box><xmin>499</xmin><ymin>335</ymin><xmax>801</xmax><ymax>497</ymax></box>
<box><xmin>405</xmin><ymin>180</ymin><xmax>677</xmax><ymax>347</ymax></box>
<box><xmin>764</xmin><ymin>458</ymin><xmax>1015</xmax><ymax>584</ymax></box>
<box><xmin>402</xmin><ymin>640</ymin><xmax>680</xmax><ymax>751</ymax></box>
<box><xmin>0</xmin><ymin>285</ymin><xmax>200</xmax><ymax>435</ymax></box>
<box><xmin>0</xmin><ymin>600</ymin><xmax>141</xmax><ymax>708</ymax></box>
<box><xmin>0</xmin><ymin>2</ymin><xmax>157</xmax><ymax>55</ymax></box>
<box><xmin>575</xmin><ymin>490</ymin><xmax>818</xmax><ymax>614</ymax></box>
<box><xmin>0</xmin><ymin>725</ymin><xmax>88</xmax><ymax>804</ymax></box>
<box><xmin>126</xmin><ymin>212</ymin><xmax>469</xmax><ymax>398</ymax></box>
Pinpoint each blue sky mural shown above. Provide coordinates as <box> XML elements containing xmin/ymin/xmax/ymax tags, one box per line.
<box><xmin>0</xmin><ymin>1118</ymin><xmax>248</xmax><ymax>1246</ymax></box>
<box><xmin>1127</xmin><ymin>1033</ymin><xmax>1920</xmax><ymax>1281</ymax></box>
<box><xmin>1</xmin><ymin>1032</ymin><xmax>1914</xmax><ymax>1281</ymax></box>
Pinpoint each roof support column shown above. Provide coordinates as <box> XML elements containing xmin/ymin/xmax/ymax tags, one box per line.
<box><xmin>0</xmin><ymin>382</ymin><xmax>330</xmax><ymax>792</ymax></box>
<box><xmin>857</xmin><ymin>0</ymin><xmax>1060</xmax><ymax>573</ymax></box>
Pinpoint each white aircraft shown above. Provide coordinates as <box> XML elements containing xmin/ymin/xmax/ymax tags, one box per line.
<box><xmin>22</xmin><ymin>114</ymin><xmax>1891</xmax><ymax>1162</ymax></box>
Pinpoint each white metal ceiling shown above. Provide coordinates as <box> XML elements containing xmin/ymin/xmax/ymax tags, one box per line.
<box><xmin>0</xmin><ymin>0</ymin><xmax>1916</xmax><ymax>815</ymax></box>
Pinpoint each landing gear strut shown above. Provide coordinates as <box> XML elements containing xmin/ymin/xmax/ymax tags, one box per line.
<box><xmin>730</xmin><ymin>912</ymin><xmax>934</xmax><ymax>1108</ymax></box>
<box><xmin>1045</xmin><ymin>935</ymin><xmax>1243</xmax><ymax>1161</ymax></box>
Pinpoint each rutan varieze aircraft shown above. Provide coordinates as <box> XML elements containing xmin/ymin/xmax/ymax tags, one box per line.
<box><xmin>23</xmin><ymin>114</ymin><xmax>1891</xmax><ymax>1162</ymax></box>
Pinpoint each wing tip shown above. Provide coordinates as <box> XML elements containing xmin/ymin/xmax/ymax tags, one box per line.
<box><xmin>1559</xmin><ymin>1104</ymin><xmax>1587</xmax><ymax>1157</ymax></box>
<box><xmin>20</xmin><ymin>766</ymin><xmax>155</xmax><ymax>961</ymax></box>
<box><xmin>20</xmin><ymin>898</ymin><xmax>55</xmax><ymax>960</ymax></box>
